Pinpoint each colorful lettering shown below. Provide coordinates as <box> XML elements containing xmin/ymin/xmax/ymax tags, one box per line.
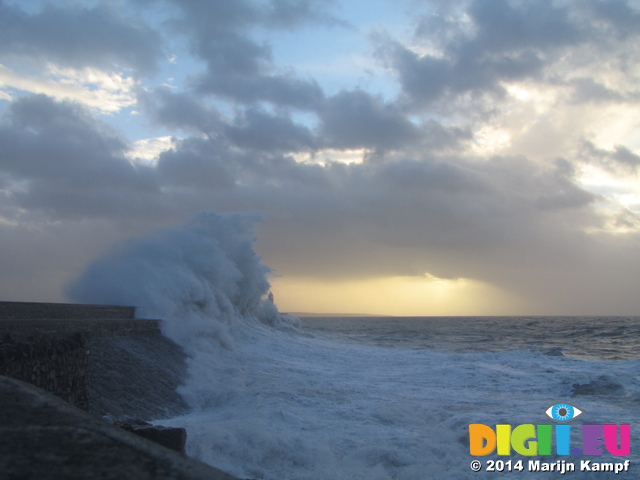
<box><xmin>469</xmin><ymin>423</ymin><xmax>630</xmax><ymax>457</ymax></box>
<box><xmin>603</xmin><ymin>424</ymin><xmax>630</xmax><ymax>456</ymax></box>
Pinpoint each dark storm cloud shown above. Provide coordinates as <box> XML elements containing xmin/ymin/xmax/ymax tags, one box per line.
<box><xmin>196</xmin><ymin>71</ymin><xmax>325</xmax><ymax>110</ymax></box>
<box><xmin>0</xmin><ymin>91</ymin><xmax>621</xmax><ymax>313</ymax></box>
<box><xmin>140</xmin><ymin>88</ymin><xmax>318</xmax><ymax>152</ymax></box>
<box><xmin>581</xmin><ymin>0</ymin><xmax>640</xmax><ymax>39</ymax></box>
<box><xmin>612</xmin><ymin>146</ymin><xmax>640</xmax><ymax>169</ymax></box>
<box><xmin>156</xmin><ymin>137</ymin><xmax>237</xmax><ymax>189</ymax></box>
<box><xmin>2</xmin><ymin>0</ymin><xmax>639</xmax><ymax>314</ymax></box>
<box><xmin>0</xmin><ymin>84</ymin><xmax>598</xmax><ymax>283</ymax></box>
<box><xmin>263</xmin><ymin>0</ymin><xmax>346</xmax><ymax>29</ymax></box>
<box><xmin>318</xmin><ymin>89</ymin><xmax>420</xmax><ymax>150</ymax></box>
<box><xmin>164</xmin><ymin>0</ymin><xmax>341</xmax><ymax>39</ymax></box>
<box><xmin>0</xmin><ymin>95</ymin><xmax>161</xmax><ymax>219</ymax></box>
<box><xmin>465</xmin><ymin>0</ymin><xmax>582</xmax><ymax>52</ymax></box>
<box><xmin>250</xmin><ymin>151</ymin><xmax>601</xmax><ymax>285</ymax></box>
<box><xmin>142</xmin><ymin>84</ymin><xmax>463</xmax><ymax>157</ymax></box>
<box><xmin>224</xmin><ymin>108</ymin><xmax>317</xmax><ymax>152</ymax></box>
<box><xmin>0</xmin><ymin>1</ymin><xmax>162</xmax><ymax>73</ymax></box>
<box><xmin>376</xmin><ymin>0</ymin><xmax>640</xmax><ymax>109</ymax></box>
<box><xmin>581</xmin><ymin>141</ymin><xmax>640</xmax><ymax>175</ymax></box>
<box><xmin>566</xmin><ymin>78</ymin><xmax>628</xmax><ymax>104</ymax></box>
<box><xmin>137</xmin><ymin>88</ymin><xmax>223</xmax><ymax>134</ymax></box>
<box><xmin>161</xmin><ymin>0</ymin><xmax>328</xmax><ymax>109</ymax></box>
<box><xmin>316</xmin><ymin>89</ymin><xmax>470</xmax><ymax>152</ymax></box>
<box><xmin>118</xmin><ymin>130</ymin><xmax>595</xmax><ymax>281</ymax></box>
<box><xmin>0</xmin><ymin>95</ymin><xmax>128</xmax><ymax>182</ymax></box>
<box><xmin>525</xmin><ymin>158</ymin><xmax>599</xmax><ymax>212</ymax></box>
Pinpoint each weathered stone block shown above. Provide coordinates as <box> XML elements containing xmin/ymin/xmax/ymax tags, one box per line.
<box><xmin>117</xmin><ymin>421</ymin><xmax>188</xmax><ymax>453</ymax></box>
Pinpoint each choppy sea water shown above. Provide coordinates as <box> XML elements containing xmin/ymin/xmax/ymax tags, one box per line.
<box><xmin>67</xmin><ymin>213</ymin><xmax>640</xmax><ymax>479</ymax></box>
<box><xmin>301</xmin><ymin>316</ymin><xmax>640</xmax><ymax>361</ymax></box>
<box><xmin>162</xmin><ymin>315</ymin><xmax>640</xmax><ymax>480</ymax></box>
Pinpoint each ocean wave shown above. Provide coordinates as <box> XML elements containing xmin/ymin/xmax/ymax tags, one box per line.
<box><xmin>67</xmin><ymin>211</ymin><xmax>640</xmax><ymax>479</ymax></box>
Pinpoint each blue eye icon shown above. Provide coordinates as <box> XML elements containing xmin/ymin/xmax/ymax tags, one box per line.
<box><xmin>545</xmin><ymin>403</ymin><xmax>583</xmax><ymax>422</ymax></box>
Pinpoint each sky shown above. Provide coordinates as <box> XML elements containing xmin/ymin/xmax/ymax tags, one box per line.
<box><xmin>1</xmin><ymin>0</ymin><xmax>640</xmax><ymax>316</ymax></box>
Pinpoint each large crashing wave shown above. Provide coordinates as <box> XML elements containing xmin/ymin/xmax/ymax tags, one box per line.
<box><xmin>67</xmin><ymin>211</ymin><xmax>299</xmax><ymax>348</ymax></box>
<box><xmin>65</xmin><ymin>212</ymin><xmax>640</xmax><ymax>480</ymax></box>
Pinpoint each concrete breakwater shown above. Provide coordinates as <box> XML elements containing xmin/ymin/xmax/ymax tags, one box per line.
<box><xmin>0</xmin><ymin>300</ymin><xmax>188</xmax><ymax>419</ymax></box>
<box><xmin>0</xmin><ymin>300</ymin><xmax>246</xmax><ymax>480</ymax></box>
<box><xmin>0</xmin><ymin>330</ymin><xmax>90</xmax><ymax>409</ymax></box>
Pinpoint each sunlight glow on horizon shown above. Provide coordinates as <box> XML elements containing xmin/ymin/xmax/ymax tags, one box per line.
<box><xmin>269</xmin><ymin>274</ymin><xmax>527</xmax><ymax>317</ymax></box>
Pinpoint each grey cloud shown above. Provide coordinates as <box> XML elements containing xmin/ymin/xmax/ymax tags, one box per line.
<box><xmin>20</xmin><ymin>86</ymin><xmax>593</xmax><ymax>284</ymax></box>
<box><xmin>319</xmin><ymin>90</ymin><xmax>420</xmax><ymax>150</ymax></box>
<box><xmin>12</xmin><ymin>180</ymin><xmax>165</xmax><ymax>221</ymax></box>
<box><xmin>567</xmin><ymin>78</ymin><xmax>628</xmax><ymax>104</ymax></box>
<box><xmin>2</xmin><ymin>0</ymin><xmax>639</xmax><ymax>315</ymax></box>
<box><xmin>535</xmin><ymin>185</ymin><xmax>597</xmax><ymax>211</ymax></box>
<box><xmin>164</xmin><ymin>0</ymin><xmax>261</xmax><ymax>34</ymax></box>
<box><xmin>612</xmin><ymin>146</ymin><xmax>640</xmax><ymax>169</ymax></box>
<box><xmin>143</xmin><ymin>83</ymin><xmax>463</xmax><ymax>156</ymax></box>
<box><xmin>580</xmin><ymin>0</ymin><xmax>640</xmax><ymax>40</ymax></box>
<box><xmin>138</xmin><ymin>88</ymin><xmax>223</xmax><ymax>134</ymax></box>
<box><xmin>263</xmin><ymin>0</ymin><xmax>347</xmax><ymax>30</ymax></box>
<box><xmin>465</xmin><ymin>0</ymin><xmax>582</xmax><ymax>53</ymax></box>
<box><xmin>378</xmin><ymin>157</ymin><xmax>485</xmax><ymax>194</ymax></box>
<box><xmin>419</xmin><ymin>120</ymin><xmax>472</xmax><ymax>152</ymax></box>
<box><xmin>0</xmin><ymin>95</ymin><xmax>129</xmax><ymax>183</ymax></box>
<box><xmin>224</xmin><ymin>108</ymin><xmax>317</xmax><ymax>152</ymax></box>
<box><xmin>166</xmin><ymin>0</ymin><xmax>342</xmax><ymax>34</ymax></box>
<box><xmin>253</xmin><ymin>152</ymin><xmax>601</xmax><ymax>285</ymax></box>
<box><xmin>0</xmin><ymin>93</ymin><xmax>623</xmax><ymax>313</ymax></box>
<box><xmin>0</xmin><ymin>1</ymin><xmax>163</xmax><ymax>74</ymax></box>
<box><xmin>195</xmin><ymin>33</ymin><xmax>270</xmax><ymax>77</ymax></box>
<box><xmin>376</xmin><ymin>37</ymin><xmax>546</xmax><ymax>109</ymax></box>
<box><xmin>154</xmin><ymin>133</ymin><xmax>327</xmax><ymax>192</ymax></box>
<box><xmin>140</xmin><ymin>87</ymin><xmax>319</xmax><ymax>153</ymax></box>
<box><xmin>195</xmin><ymin>71</ymin><xmax>325</xmax><ymax>110</ymax></box>
<box><xmin>156</xmin><ymin>137</ymin><xmax>237</xmax><ymax>189</ymax></box>
<box><xmin>377</xmin><ymin>0</ymin><xmax>633</xmax><ymax>108</ymax></box>
<box><xmin>532</xmin><ymin>158</ymin><xmax>598</xmax><ymax>211</ymax></box>
<box><xmin>581</xmin><ymin>140</ymin><xmax>640</xmax><ymax>174</ymax></box>
<box><xmin>0</xmin><ymin>95</ymin><xmax>160</xmax><ymax>219</ymax></box>
<box><xmin>161</xmin><ymin>0</ymin><xmax>327</xmax><ymax>109</ymax></box>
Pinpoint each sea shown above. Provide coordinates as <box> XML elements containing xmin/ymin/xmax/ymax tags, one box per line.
<box><xmin>67</xmin><ymin>212</ymin><xmax>640</xmax><ymax>480</ymax></box>
<box><xmin>156</xmin><ymin>315</ymin><xmax>640</xmax><ymax>480</ymax></box>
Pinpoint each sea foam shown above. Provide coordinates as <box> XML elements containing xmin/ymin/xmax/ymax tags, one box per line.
<box><xmin>68</xmin><ymin>211</ymin><xmax>640</xmax><ymax>480</ymax></box>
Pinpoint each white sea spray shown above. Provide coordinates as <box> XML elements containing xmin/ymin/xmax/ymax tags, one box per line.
<box><xmin>67</xmin><ymin>211</ymin><xmax>640</xmax><ymax>480</ymax></box>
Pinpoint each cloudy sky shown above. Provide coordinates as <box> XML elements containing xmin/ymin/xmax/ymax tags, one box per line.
<box><xmin>1</xmin><ymin>0</ymin><xmax>640</xmax><ymax>316</ymax></box>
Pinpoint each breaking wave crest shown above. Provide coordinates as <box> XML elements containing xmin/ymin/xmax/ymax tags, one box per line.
<box><xmin>66</xmin><ymin>211</ymin><xmax>640</xmax><ymax>480</ymax></box>
<box><xmin>67</xmin><ymin>211</ymin><xmax>299</xmax><ymax>349</ymax></box>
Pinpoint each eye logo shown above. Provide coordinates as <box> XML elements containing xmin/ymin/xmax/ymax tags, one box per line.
<box><xmin>545</xmin><ymin>403</ymin><xmax>583</xmax><ymax>422</ymax></box>
<box><xmin>470</xmin><ymin>403</ymin><xmax>630</xmax><ymax>457</ymax></box>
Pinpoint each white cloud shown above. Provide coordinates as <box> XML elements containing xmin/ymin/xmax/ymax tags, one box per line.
<box><xmin>293</xmin><ymin>148</ymin><xmax>367</xmax><ymax>166</ymax></box>
<box><xmin>0</xmin><ymin>63</ymin><xmax>137</xmax><ymax>113</ymax></box>
<box><xmin>126</xmin><ymin>136</ymin><xmax>176</xmax><ymax>166</ymax></box>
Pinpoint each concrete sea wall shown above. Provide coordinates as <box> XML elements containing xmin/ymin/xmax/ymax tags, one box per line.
<box><xmin>0</xmin><ymin>331</ymin><xmax>90</xmax><ymax>409</ymax></box>
<box><xmin>0</xmin><ymin>301</ymin><xmax>244</xmax><ymax>480</ymax></box>
<box><xmin>0</xmin><ymin>301</ymin><xmax>187</xmax><ymax>418</ymax></box>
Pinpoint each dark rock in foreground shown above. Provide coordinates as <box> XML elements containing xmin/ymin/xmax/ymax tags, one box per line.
<box><xmin>117</xmin><ymin>420</ymin><xmax>188</xmax><ymax>454</ymax></box>
<box><xmin>0</xmin><ymin>375</ymin><xmax>241</xmax><ymax>480</ymax></box>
